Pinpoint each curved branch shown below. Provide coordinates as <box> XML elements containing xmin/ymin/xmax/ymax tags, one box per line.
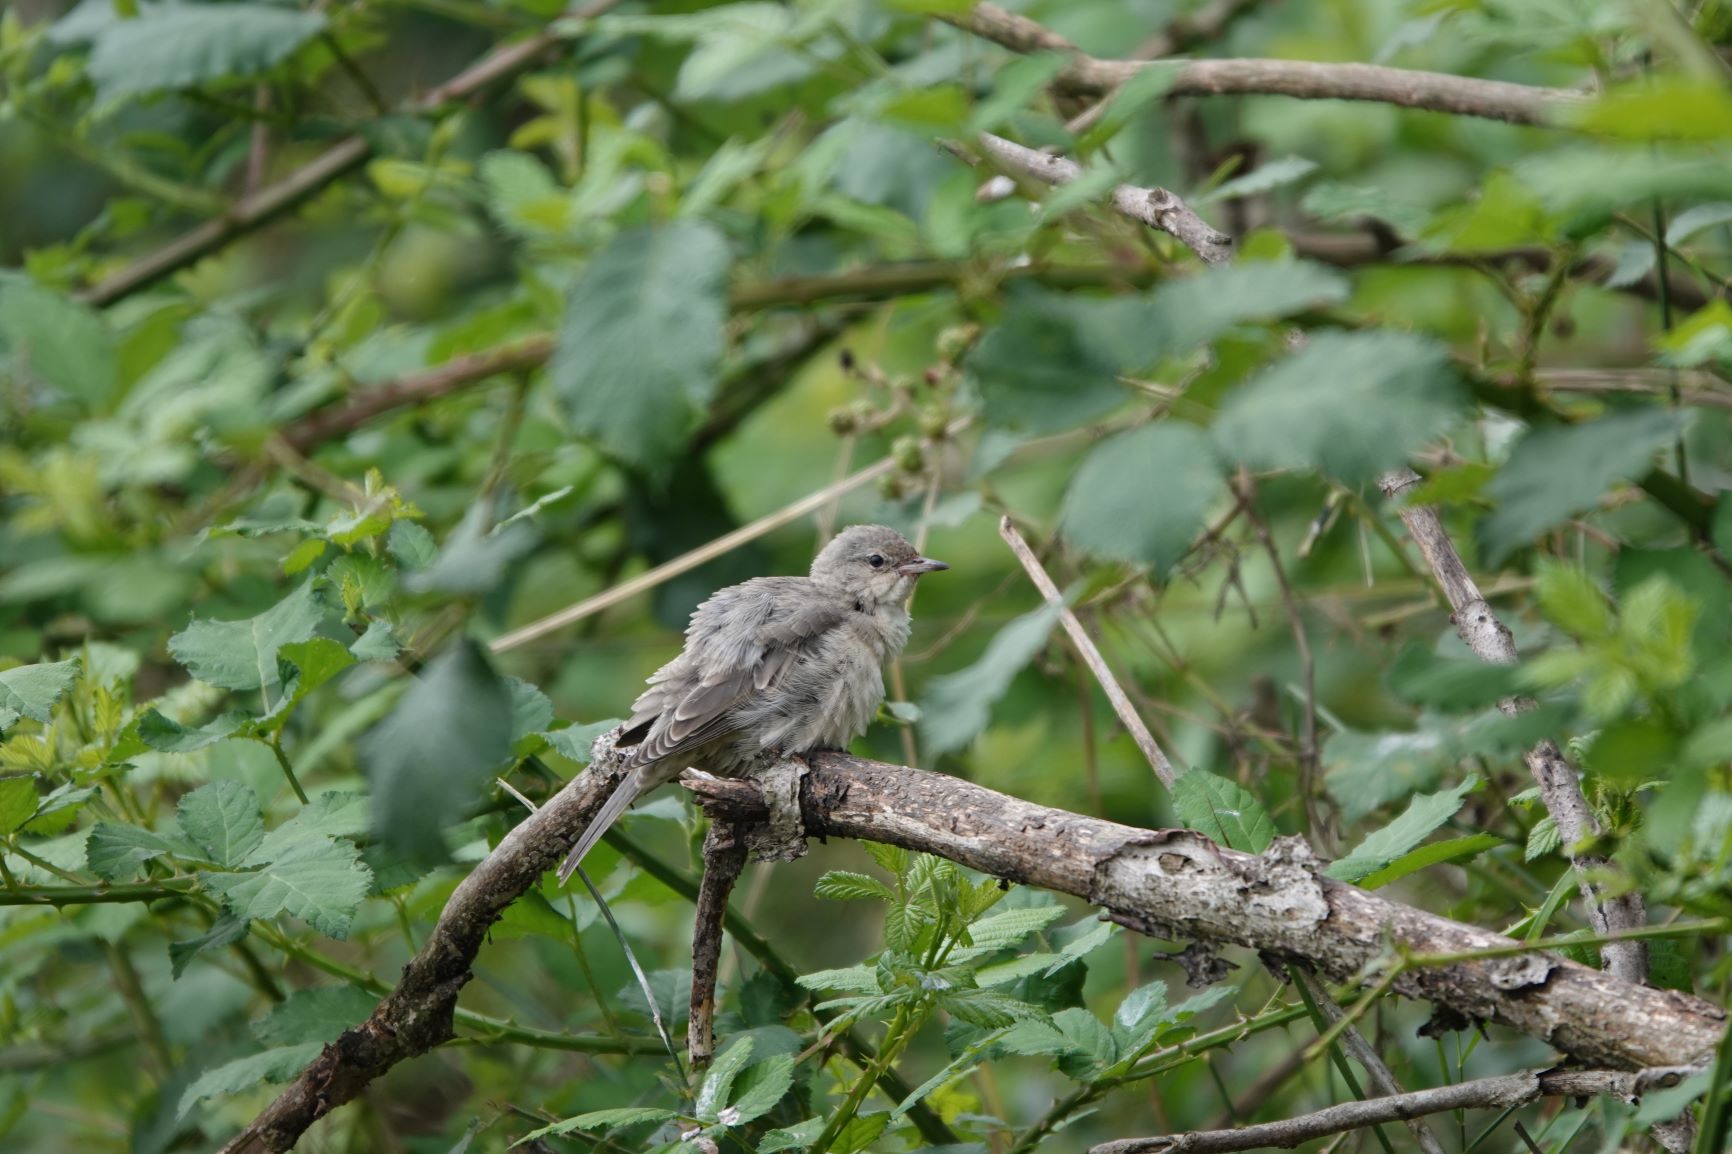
<box><xmin>946</xmin><ymin>3</ymin><xmax>1583</xmax><ymax>126</ymax></box>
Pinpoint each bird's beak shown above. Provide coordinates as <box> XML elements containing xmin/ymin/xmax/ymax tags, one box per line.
<box><xmin>899</xmin><ymin>556</ymin><xmax>950</xmax><ymax>575</ymax></box>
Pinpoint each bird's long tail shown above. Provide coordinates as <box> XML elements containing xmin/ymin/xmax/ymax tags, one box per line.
<box><xmin>557</xmin><ymin>768</ymin><xmax>643</xmax><ymax>883</ymax></box>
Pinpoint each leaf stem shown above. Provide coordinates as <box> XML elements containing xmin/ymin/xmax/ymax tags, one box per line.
<box><xmin>267</xmin><ymin>735</ymin><xmax>311</xmax><ymax>804</ymax></box>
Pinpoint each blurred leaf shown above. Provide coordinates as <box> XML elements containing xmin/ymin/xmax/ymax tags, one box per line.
<box><xmin>168</xmin><ymin>912</ymin><xmax>249</xmax><ymax>979</ymax></box>
<box><xmin>970</xmin><ymin>288</ymin><xmax>1127</xmax><ymax>434</ymax></box>
<box><xmin>1424</xmin><ymin>172</ymin><xmax>1557</xmax><ymax>252</ymax></box>
<box><xmin>1480</xmin><ymin>410</ymin><xmax>1681</xmax><ymax>563</ymax></box>
<box><xmin>1213</xmin><ymin>330</ymin><xmax>1466</xmax><ymax>484</ymax></box>
<box><xmin>0</xmin><ymin>777</ymin><xmax>37</xmax><ymax>836</ymax></box>
<box><xmin>542</xmin><ymin>720</ymin><xmax>622</xmax><ymax>765</ymax></box>
<box><xmin>251</xmin><ymin>986</ymin><xmax>377</xmax><ymax>1047</ymax></box>
<box><xmin>134</xmin><ymin>708</ymin><xmax>247</xmax><ymax>752</ymax></box>
<box><xmin>0</xmin><ymin>277</ymin><xmax>116</xmax><ymax>405</ymax></box>
<box><xmin>0</xmin><ymin>657</ymin><xmax>80</xmax><ymax>732</ymax></box>
<box><xmin>405</xmin><ymin>503</ymin><xmax>537</xmax><ymax>597</ymax></box>
<box><xmin>1061</xmin><ymin>422</ymin><xmax>1222</xmax><ymax>574</ymax></box>
<box><xmin>1074</xmin><ymin>63</ymin><xmax>1179</xmax><ymax>151</ymax></box>
<box><xmin>1386</xmin><ymin>644</ymin><xmax>1522</xmax><ymax>711</ymax></box>
<box><xmin>1198</xmin><ymin>156</ymin><xmax>1318</xmax><ymax>204</ymax></box>
<box><xmin>1667</xmin><ymin>202</ymin><xmax>1732</xmax><ymax>246</ymax></box>
<box><xmin>1172</xmin><ymin>770</ymin><xmax>1275</xmax><ymax>853</ymax></box>
<box><xmin>88</xmin><ymin>4</ymin><xmax>327</xmax><ymax>101</ymax></box>
<box><xmin>1300</xmin><ymin>182</ymin><xmax>1433</xmax><ymax>236</ymax></box>
<box><xmin>1584</xmin><ymin>719</ymin><xmax>1677</xmax><ymax>785</ymax></box>
<box><xmin>167</xmin><ymin>581</ymin><xmax>327</xmax><ymax>704</ymax></box>
<box><xmin>176</xmin><ymin>780</ymin><xmax>264</xmax><ymax>868</ymax></box>
<box><xmin>361</xmin><ymin>640</ymin><xmax>512</xmax><ymax>864</ymax></box>
<box><xmin>1535</xmin><ymin>561</ymin><xmax>1616</xmax><ymax>640</ymax></box>
<box><xmin>1147</xmin><ymin>260</ymin><xmax>1349</xmax><ymax>362</ymax></box>
<box><xmin>969</xmin><ymin>54</ymin><xmax>1067</xmax><ymax>134</ymax></box>
<box><xmin>1573</xmin><ymin>77</ymin><xmax>1732</xmax><ymax>141</ymax></box>
<box><xmin>1327</xmin><ymin>776</ymin><xmax>1480</xmax><ymax>882</ymax></box>
<box><xmin>550</xmin><ymin>223</ymin><xmax>731</xmax><ymax>469</ymax></box>
<box><xmin>176</xmin><ymin>1042</ymin><xmax>323</xmax><ymax>1119</ymax></box>
<box><xmin>919</xmin><ymin>603</ymin><xmax>1062</xmax><ymax>755</ymax></box>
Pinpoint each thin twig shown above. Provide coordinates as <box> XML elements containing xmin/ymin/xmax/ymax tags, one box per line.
<box><xmin>490</xmin><ymin>419</ymin><xmax>969</xmax><ymax>653</ymax></box>
<box><xmin>999</xmin><ymin>516</ymin><xmax>1178</xmax><ymax>788</ymax></box>
<box><xmin>1377</xmin><ymin>469</ymin><xmax>1649</xmax><ymax>985</ymax></box>
<box><xmin>1066</xmin><ymin>0</ymin><xmax>1266</xmax><ymax>135</ymax></box>
<box><xmin>1088</xmin><ymin>1065</ymin><xmax>1700</xmax><ymax>1154</ymax></box>
<box><xmin>688</xmin><ymin>820</ymin><xmax>748</xmax><ymax>1067</ymax></box>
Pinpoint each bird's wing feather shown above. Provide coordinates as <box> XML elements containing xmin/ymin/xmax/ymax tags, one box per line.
<box><xmin>621</xmin><ymin>578</ymin><xmax>845</xmax><ymax>769</ymax></box>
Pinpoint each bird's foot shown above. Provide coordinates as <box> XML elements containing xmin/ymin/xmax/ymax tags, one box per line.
<box><xmin>742</xmin><ymin>751</ymin><xmax>809</xmax><ymax>864</ymax></box>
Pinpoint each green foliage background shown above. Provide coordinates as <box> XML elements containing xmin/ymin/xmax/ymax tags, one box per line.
<box><xmin>2</xmin><ymin>0</ymin><xmax>1732</xmax><ymax>1150</ymax></box>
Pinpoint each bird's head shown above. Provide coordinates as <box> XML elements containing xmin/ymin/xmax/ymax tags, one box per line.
<box><xmin>811</xmin><ymin>523</ymin><xmax>949</xmax><ymax>609</ymax></box>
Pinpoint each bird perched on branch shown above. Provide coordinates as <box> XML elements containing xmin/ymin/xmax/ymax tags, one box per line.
<box><xmin>557</xmin><ymin>523</ymin><xmax>949</xmax><ymax>881</ymax></box>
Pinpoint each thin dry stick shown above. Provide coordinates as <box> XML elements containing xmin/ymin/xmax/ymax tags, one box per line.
<box><xmin>1088</xmin><ymin>1065</ymin><xmax>1700</xmax><ymax>1154</ymax></box>
<box><xmin>1065</xmin><ymin>0</ymin><xmax>1266</xmax><ymax>135</ymax></box>
<box><xmin>1293</xmin><ymin>969</ymin><xmax>1447</xmax><ymax>1154</ymax></box>
<box><xmin>974</xmin><ymin>132</ymin><xmax>1233</xmax><ymax>264</ymax></box>
<box><xmin>998</xmin><ymin>516</ymin><xmax>1177</xmax><ymax>788</ymax></box>
<box><xmin>1377</xmin><ymin>469</ymin><xmax>1649</xmax><ymax>986</ymax></box>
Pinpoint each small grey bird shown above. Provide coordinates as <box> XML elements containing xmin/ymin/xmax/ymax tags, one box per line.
<box><xmin>557</xmin><ymin>524</ymin><xmax>948</xmax><ymax>881</ymax></box>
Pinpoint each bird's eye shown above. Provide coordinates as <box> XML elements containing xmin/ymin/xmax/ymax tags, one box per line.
<box><xmin>868</xmin><ymin>554</ymin><xmax>885</xmax><ymax>569</ymax></box>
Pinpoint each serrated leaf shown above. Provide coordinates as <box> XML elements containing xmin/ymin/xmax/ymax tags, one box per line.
<box><xmin>919</xmin><ymin>603</ymin><xmax>1062</xmax><ymax>755</ymax></box>
<box><xmin>964</xmin><ymin>904</ymin><xmax>1066</xmax><ymax>951</ymax></box>
<box><xmin>1062</xmin><ymin>423</ymin><xmax>1222</xmax><ymax>574</ymax></box>
<box><xmin>939</xmin><ymin>988</ymin><xmax>1045</xmax><ymax>1028</ymax></box>
<box><xmin>0</xmin><ymin>278</ymin><xmax>116</xmax><ymax>405</ymax></box>
<box><xmin>1535</xmin><ymin>561</ymin><xmax>1615</xmax><ymax>640</ymax></box>
<box><xmin>814</xmin><ymin>870</ymin><xmax>896</xmax><ymax>902</ymax></box>
<box><xmin>176</xmin><ymin>780</ymin><xmax>264</xmax><ymax>867</ymax></box>
<box><xmin>796</xmin><ymin>965</ymin><xmax>880</xmax><ymax>993</ymax></box>
<box><xmin>387</xmin><ymin>520</ymin><xmax>437</xmax><ymax>570</ymax></box>
<box><xmin>1358</xmin><ymin>833</ymin><xmax>1502</xmax><ymax>889</ymax></box>
<box><xmin>970</xmin><ymin>288</ymin><xmax>1127</xmax><ymax>434</ymax></box>
<box><xmin>169</xmin><ymin>911</ymin><xmax>249</xmax><ymax>979</ymax></box>
<box><xmin>1145</xmin><ymin>260</ymin><xmax>1350</xmax><ymax>361</ymax></box>
<box><xmin>0</xmin><ymin>658</ymin><xmax>80</xmax><ymax>732</ymax></box>
<box><xmin>862</xmin><ymin>841</ymin><xmax>910</xmax><ymax>876</ymax></box>
<box><xmin>1480</xmin><ymin>410</ymin><xmax>1681</xmax><ymax>564</ymax></box>
<box><xmin>760</xmin><ymin>1117</ymin><xmax>827</xmax><ymax>1152</ymax></box>
<box><xmin>695</xmin><ymin>1035</ymin><xmax>755</xmax><ymax>1120</ymax></box>
<box><xmin>168</xmin><ymin>581</ymin><xmax>327</xmax><ymax>706</ymax></box>
<box><xmin>505</xmin><ymin>677</ymin><xmax>554</xmax><ymax>745</ymax></box>
<box><xmin>1385</xmin><ymin>644</ymin><xmax>1522</xmax><ymax>712</ymax></box>
<box><xmin>404</xmin><ymin>502</ymin><xmax>537</xmax><ymax>597</ymax></box>
<box><xmin>1053</xmin><ymin>1006</ymin><xmax>1118</xmax><ymax>1081</ymax></box>
<box><xmin>204</xmin><ymin>835</ymin><xmax>372</xmax><ymax>938</ymax></box>
<box><xmin>1214</xmin><ymin>330</ymin><xmax>1467</xmax><ymax>484</ymax></box>
<box><xmin>550</xmin><ymin>222</ymin><xmax>731</xmax><ymax>468</ymax></box>
<box><xmin>87</xmin><ymin>822</ymin><xmax>191</xmax><ymax>880</ymax></box>
<box><xmin>134</xmin><ymin>708</ymin><xmax>249</xmax><ymax>753</ymax></box>
<box><xmin>252</xmin><ymin>985</ymin><xmax>377</xmax><ymax>1047</ymax></box>
<box><xmin>514</xmin><ymin>1107</ymin><xmax>677</xmax><ymax>1145</ymax></box>
<box><xmin>361</xmin><ymin>640</ymin><xmax>512</xmax><ymax>865</ymax></box>
<box><xmin>0</xmin><ymin>776</ymin><xmax>39</xmax><ymax>835</ymax></box>
<box><xmin>176</xmin><ymin>1043</ymin><xmax>323</xmax><ymax>1119</ymax></box>
<box><xmin>349</xmin><ymin>620</ymin><xmax>400</xmax><ymax>663</ymax></box>
<box><xmin>727</xmin><ymin>1053</ymin><xmax>796</xmax><ymax>1123</ymax></box>
<box><xmin>1326</xmin><ymin>776</ymin><xmax>1480</xmax><ymax>882</ymax></box>
<box><xmin>91</xmin><ymin>4</ymin><xmax>325</xmax><ymax>101</ymax></box>
<box><xmin>1172</xmin><ymin>770</ymin><xmax>1275</xmax><ymax>853</ymax></box>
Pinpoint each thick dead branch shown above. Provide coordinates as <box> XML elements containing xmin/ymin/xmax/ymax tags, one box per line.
<box><xmin>998</xmin><ymin>517</ymin><xmax>1179</xmax><ymax>787</ymax></box>
<box><xmin>947</xmin><ymin>3</ymin><xmax>1582</xmax><ymax>127</ymax></box>
<box><xmin>1089</xmin><ymin>1065</ymin><xmax>1700</xmax><ymax>1154</ymax></box>
<box><xmin>689</xmin><ymin>821</ymin><xmax>748</xmax><ymax>1068</ymax></box>
<box><xmin>686</xmin><ymin>756</ymin><xmax>1725</xmax><ymax>1070</ymax></box>
<box><xmin>1377</xmin><ymin>469</ymin><xmax>1649</xmax><ymax>986</ymax></box>
<box><xmin>975</xmin><ymin>133</ymin><xmax>1233</xmax><ymax>264</ymax></box>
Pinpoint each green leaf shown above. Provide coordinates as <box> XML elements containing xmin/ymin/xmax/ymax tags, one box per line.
<box><xmin>87</xmin><ymin>822</ymin><xmax>191</xmax><ymax>880</ymax></box>
<box><xmin>251</xmin><ymin>986</ymin><xmax>377</xmax><ymax>1047</ymax></box>
<box><xmin>541</xmin><ymin>720</ymin><xmax>621</xmax><ymax>765</ymax></box>
<box><xmin>0</xmin><ymin>277</ymin><xmax>117</xmax><ymax>405</ymax></box>
<box><xmin>1326</xmin><ymin>776</ymin><xmax>1480</xmax><ymax>882</ymax></box>
<box><xmin>1198</xmin><ymin>155</ymin><xmax>1318</xmax><ymax>204</ymax></box>
<box><xmin>349</xmin><ymin>620</ymin><xmax>401</xmax><ymax>663</ymax></box>
<box><xmin>1052</xmin><ymin>1005</ymin><xmax>1119</xmax><ymax>1081</ymax></box>
<box><xmin>505</xmin><ymin>677</ymin><xmax>554</xmax><ymax>745</ymax></box>
<box><xmin>1145</xmin><ymin>261</ymin><xmax>1350</xmax><ymax>361</ymax></box>
<box><xmin>1480</xmin><ymin>410</ymin><xmax>1681</xmax><ymax>563</ymax></box>
<box><xmin>176</xmin><ymin>780</ymin><xmax>264</xmax><ymax>868</ymax></box>
<box><xmin>1074</xmin><ymin>61</ymin><xmax>1179</xmax><ymax>151</ymax></box>
<box><xmin>1356</xmin><ymin>833</ymin><xmax>1502</xmax><ymax>889</ymax></box>
<box><xmin>759</xmin><ymin>1118</ymin><xmax>827</xmax><ymax>1153</ymax></box>
<box><xmin>963</xmin><ymin>904</ymin><xmax>1066</xmax><ymax>951</ymax></box>
<box><xmin>361</xmin><ymin>640</ymin><xmax>512</xmax><ymax>865</ymax></box>
<box><xmin>204</xmin><ymin>834</ymin><xmax>372</xmax><ymax>938</ymax></box>
<box><xmin>918</xmin><ymin>602</ymin><xmax>1062</xmax><ymax>755</ymax></box>
<box><xmin>169</xmin><ymin>912</ymin><xmax>249</xmax><ymax>979</ymax></box>
<box><xmin>795</xmin><ymin>965</ymin><xmax>880</xmax><ymax>994</ymax></box>
<box><xmin>726</xmin><ymin>1052</ymin><xmax>796</xmax><ymax>1123</ymax></box>
<box><xmin>134</xmin><ymin>708</ymin><xmax>248</xmax><ymax>753</ymax></box>
<box><xmin>1061</xmin><ymin>422</ymin><xmax>1222</xmax><ymax>574</ymax></box>
<box><xmin>0</xmin><ymin>657</ymin><xmax>81</xmax><ymax>732</ymax></box>
<box><xmin>1386</xmin><ymin>644</ymin><xmax>1522</xmax><ymax>712</ymax></box>
<box><xmin>696</xmin><ymin>1035</ymin><xmax>755</xmax><ymax>1120</ymax></box>
<box><xmin>386</xmin><ymin>521</ymin><xmax>438</xmax><ymax>570</ymax></box>
<box><xmin>514</xmin><ymin>1107</ymin><xmax>677</xmax><ymax>1145</ymax></box>
<box><xmin>969</xmin><ymin>53</ymin><xmax>1068</xmax><ymax>135</ymax></box>
<box><xmin>813</xmin><ymin>870</ymin><xmax>896</xmax><ymax>902</ymax></box>
<box><xmin>176</xmin><ymin>1043</ymin><xmax>323</xmax><ymax>1119</ymax></box>
<box><xmin>1584</xmin><ymin>718</ymin><xmax>1678</xmax><ymax>785</ymax></box>
<box><xmin>1300</xmin><ymin>182</ymin><xmax>1433</xmax><ymax>237</ymax></box>
<box><xmin>167</xmin><ymin>581</ymin><xmax>327</xmax><ymax>705</ymax></box>
<box><xmin>1535</xmin><ymin>561</ymin><xmax>1615</xmax><ymax>640</ymax></box>
<box><xmin>550</xmin><ymin>222</ymin><xmax>732</xmax><ymax>468</ymax></box>
<box><xmin>1525</xmin><ymin>815</ymin><xmax>1561</xmax><ymax>862</ymax></box>
<box><xmin>1213</xmin><ymin>330</ymin><xmax>1467</xmax><ymax>484</ymax></box>
<box><xmin>1573</xmin><ymin>77</ymin><xmax>1732</xmax><ymax>141</ymax></box>
<box><xmin>1172</xmin><ymin>770</ymin><xmax>1275</xmax><ymax>853</ymax></box>
<box><xmin>0</xmin><ymin>777</ymin><xmax>37</xmax><ymax>835</ymax></box>
<box><xmin>89</xmin><ymin>4</ymin><xmax>327</xmax><ymax>102</ymax></box>
<box><xmin>970</xmin><ymin>288</ymin><xmax>1127</xmax><ymax>434</ymax></box>
<box><xmin>1667</xmin><ymin>202</ymin><xmax>1732</xmax><ymax>247</ymax></box>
